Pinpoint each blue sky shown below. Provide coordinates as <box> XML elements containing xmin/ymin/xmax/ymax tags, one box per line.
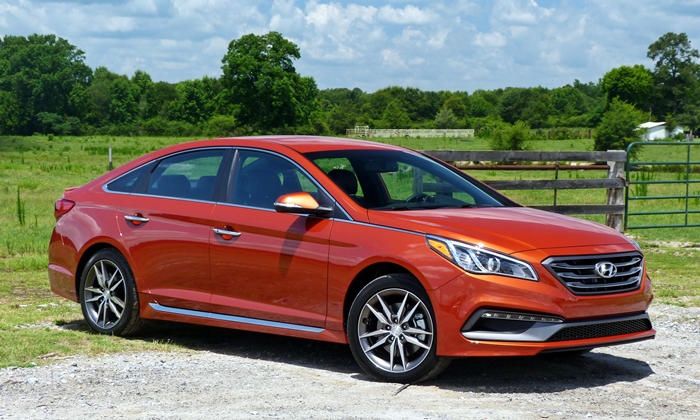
<box><xmin>1</xmin><ymin>0</ymin><xmax>699</xmax><ymax>92</ymax></box>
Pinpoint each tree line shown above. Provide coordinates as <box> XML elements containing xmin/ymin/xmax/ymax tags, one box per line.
<box><xmin>0</xmin><ymin>31</ymin><xmax>698</xmax><ymax>152</ymax></box>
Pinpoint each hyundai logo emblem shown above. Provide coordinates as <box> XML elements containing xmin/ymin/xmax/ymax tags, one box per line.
<box><xmin>594</xmin><ymin>262</ymin><xmax>618</xmax><ymax>278</ymax></box>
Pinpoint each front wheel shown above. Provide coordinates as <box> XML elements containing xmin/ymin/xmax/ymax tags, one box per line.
<box><xmin>79</xmin><ymin>248</ymin><xmax>143</xmax><ymax>336</ymax></box>
<box><xmin>348</xmin><ymin>274</ymin><xmax>450</xmax><ymax>383</ymax></box>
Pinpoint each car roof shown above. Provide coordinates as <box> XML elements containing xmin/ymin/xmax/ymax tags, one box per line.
<box><xmin>191</xmin><ymin>135</ymin><xmax>407</xmax><ymax>154</ymax></box>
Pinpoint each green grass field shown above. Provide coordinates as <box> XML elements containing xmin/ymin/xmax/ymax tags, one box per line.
<box><xmin>1</xmin><ymin>134</ymin><xmax>699</xmax><ymax>368</ymax></box>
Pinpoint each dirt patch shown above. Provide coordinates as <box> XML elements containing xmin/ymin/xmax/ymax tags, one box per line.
<box><xmin>1</xmin><ymin>304</ymin><xmax>699</xmax><ymax>419</ymax></box>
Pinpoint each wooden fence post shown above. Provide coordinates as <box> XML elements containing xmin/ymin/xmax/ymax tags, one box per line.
<box><xmin>606</xmin><ymin>152</ymin><xmax>626</xmax><ymax>232</ymax></box>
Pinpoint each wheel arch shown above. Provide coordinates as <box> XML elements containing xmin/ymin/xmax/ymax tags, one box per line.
<box><xmin>342</xmin><ymin>262</ymin><xmax>426</xmax><ymax>332</ymax></box>
<box><xmin>75</xmin><ymin>241</ymin><xmax>129</xmax><ymax>302</ymax></box>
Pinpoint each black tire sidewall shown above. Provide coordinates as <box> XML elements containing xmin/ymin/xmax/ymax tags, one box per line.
<box><xmin>79</xmin><ymin>248</ymin><xmax>139</xmax><ymax>336</ymax></box>
<box><xmin>348</xmin><ymin>273</ymin><xmax>440</xmax><ymax>383</ymax></box>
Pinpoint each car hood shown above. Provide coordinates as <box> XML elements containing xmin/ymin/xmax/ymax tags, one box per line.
<box><xmin>366</xmin><ymin>206</ymin><xmax>631</xmax><ymax>254</ymax></box>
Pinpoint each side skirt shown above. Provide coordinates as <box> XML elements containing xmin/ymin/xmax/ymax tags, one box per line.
<box><xmin>143</xmin><ymin>302</ymin><xmax>349</xmax><ymax>344</ymax></box>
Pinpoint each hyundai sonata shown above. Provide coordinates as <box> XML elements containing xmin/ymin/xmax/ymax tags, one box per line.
<box><xmin>49</xmin><ymin>136</ymin><xmax>655</xmax><ymax>383</ymax></box>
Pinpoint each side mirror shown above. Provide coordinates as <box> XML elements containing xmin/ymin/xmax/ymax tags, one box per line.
<box><xmin>273</xmin><ymin>192</ymin><xmax>333</xmax><ymax>216</ymax></box>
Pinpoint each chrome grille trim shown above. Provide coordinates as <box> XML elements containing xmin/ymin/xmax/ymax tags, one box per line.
<box><xmin>543</xmin><ymin>252</ymin><xmax>644</xmax><ymax>295</ymax></box>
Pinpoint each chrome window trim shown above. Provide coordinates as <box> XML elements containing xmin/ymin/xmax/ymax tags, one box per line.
<box><xmin>102</xmin><ymin>146</ymin><xmax>232</xmax><ymax>203</ymax></box>
<box><xmin>150</xmin><ymin>303</ymin><xmax>325</xmax><ymax>334</ymax></box>
<box><xmin>230</xmin><ymin>147</ymin><xmax>353</xmax><ymax>221</ymax></box>
<box><xmin>99</xmin><ymin>146</ymin><xmax>352</xmax><ymax>219</ymax></box>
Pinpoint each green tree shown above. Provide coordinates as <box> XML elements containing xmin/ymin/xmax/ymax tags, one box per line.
<box><xmin>442</xmin><ymin>96</ymin><xmax>468</xmax><ymax>118</ymax></box>
<box><xmin>108</xmin><ymin>77</ymin><xmax>138</xmax><ymax>125</ymax></box>
<box><xmin>468</xmin><ymin>90</ymin><xmax>497</xmax><ymax>118</ymax></box>
<box><xmin>594</xmin><ymin>99</ymin><xmax>646</xmax><ymax>155</ymax></box>
<box><xmin>85</xmin><ymin>67</ymin><xmax>120</xmax><ymax>127</ymax></box>
<box><xmin>498</xmin><ymin>88</ymin><xmax>533</xmax><ymax>124</ymax></box>
<box><xmin>434</xmin><ymin>108</ymin><xmax>458</xmax><ymax>129</ymax></box>
<box><xmin>131</xmin><ymin>70</ymin><xmax>154</xmax><ymax>119</ymax></box>
<box><xmin>168</xmin><ymin>77</ymin><xmax>219</xmax><ymax>125</ymax></box>
<box><xmin>221</xmin><ymin>31</ymin><xmax>317</xmax><ymax>130</ymax></box>
<box><xmin>521</xmin><ymin>94</ymin><xmax>551</xmax><ymax>128</ymax></box>
<box><xmin>647</xmin><ymin>32</ymin><xmax>700</xmax><ymax>116</ymax></box>
<box><xmin>551</xmin><ymin>85</ymin><xmax>586</xmax><ymax>116</ymax></box>
<box><xmin>600</xmin><ymin>65</ymin><xmax>654</xmax><ymax>110</ymax></box>
<box><xmin>0</xmin><ymin>91</ymin><xmax>21</xmax><ymax>134</ymax></box>
<box><xmin>327</xmin><ymin>100</ymin><xmax>357</xmax><ymax>134</ymax></box>
<box><xmin>0</xmin><ymin>34</ymin><xmax>92</xmax><ymax>134</ymax></box>
<box><xmin>142</xmin><ymin>82</ymin><xmax>178</xmax><ymax>120</ymax></box>
<box><xmin>380</xmin><ymin>100</ymin><xmax>411</xmax><ymax>128</ymax></box>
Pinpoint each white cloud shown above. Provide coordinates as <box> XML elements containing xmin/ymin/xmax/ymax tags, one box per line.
<box><xmin>427</xmin><ymin>29</ymin><xmax>449</xmax><ymax>48</ymax></box>
<box><xmin>377</xmin><ymin>4</ymin><xmax>438</xmax><ymax>25</ymax></box>
<box><xmin>394</xmin><ymin>28</ymin><xmax>426</xmax><ymax>45</ymax></box>
<box><xmin>304</xmin><ymin>1</ymin><xmax>377</xmax><ymax>30</ymax></box>
<box><xmin>381</xmin><ymin>48</ymin><xmax>408</xmax><ymax>69</ymax></box>
<box><xmin>473</xmin><ymin>32</ymin><xmax>507</xmax><ymax>48</ymax></box>
<box><xmin>0</xmin><ymin>0</ymin><xmax>698</xmax><ymax>92</ymax></box>
<box><xmin>492</xmin><ymin>0</ymin><xmax>552</xmax><ymax>25</ymax></box>
<box><xmin>101</xmin><ymin>17</ymin><xmax>137</xmax><ymax>33</ymax></box>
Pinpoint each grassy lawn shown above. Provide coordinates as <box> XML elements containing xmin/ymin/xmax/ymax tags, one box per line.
<box><xmin>1</xmin><ymin>134</ymin><xmax>698</xmax><ymax>368</ymax></box>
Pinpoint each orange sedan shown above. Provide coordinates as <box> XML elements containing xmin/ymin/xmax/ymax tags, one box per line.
<box><xmin>49</xmin><ymin>136</ymin><xmax>654</xmax><ymax>383</ymax></box>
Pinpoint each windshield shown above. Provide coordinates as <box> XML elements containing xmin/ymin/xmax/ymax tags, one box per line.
<box><xmin>305</xmin><ymin>149</ymin><xmax>509</xmax><ymax>210</ymax></box>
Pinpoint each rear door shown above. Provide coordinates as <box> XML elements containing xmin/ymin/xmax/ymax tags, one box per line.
<box><xmin>115</xmin><ymin>148</ymin><xmax>230</xmax><ymax>311</ymax></box>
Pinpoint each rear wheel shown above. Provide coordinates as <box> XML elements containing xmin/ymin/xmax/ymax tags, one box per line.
<box><xmin>79</xmin><ymin>249</ymin><xmax>143</xmax><ymax>336</ymax></box>
<box><xmin>348</xmin><ymin>274</ymin><xmax>450</xmax><ymax>383</ymax></box>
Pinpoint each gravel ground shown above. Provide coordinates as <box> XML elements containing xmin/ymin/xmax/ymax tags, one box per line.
<box><xmin>1</xmin><ymin>303</ymin><xmax>699</xmax><ymax>420</ymax></box>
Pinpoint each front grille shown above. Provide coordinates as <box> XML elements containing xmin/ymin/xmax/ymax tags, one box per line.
<box><xmin>543</xmin><ymin>252</ymin><xmax>644</xmax><ymax>295</ymax></box>
<box><xmin>547</xmin><ymin>318</ymin><xmax>652</xmax><ymax>342</ymax></box>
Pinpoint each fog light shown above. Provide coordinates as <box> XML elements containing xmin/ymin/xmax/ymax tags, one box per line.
<box><xmin>481</xmin><ymin>311</ymin><xmax>563</xmax><ymax>323</ymax></box>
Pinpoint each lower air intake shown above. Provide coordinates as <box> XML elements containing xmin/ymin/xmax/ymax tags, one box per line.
<box><xmin>546</xmin><ymin>318</ymin><xmax>652</xmax><ymax>342</ymax></box>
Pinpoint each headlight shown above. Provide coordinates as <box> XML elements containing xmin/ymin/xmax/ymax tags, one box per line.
<box><xmin>627</xmin><ymin>237</ymin><xmax>642</xmax><ymax>252</ymax></box>
<box><xmin>427</xmin><ymin>236</ymin><xmax>538</xmax><ymax>281</ymax></box>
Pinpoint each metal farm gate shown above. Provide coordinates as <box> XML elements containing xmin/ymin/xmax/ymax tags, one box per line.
<box><xmin>625</xmin><ymin>141</ymin><xmax>700</xmax><ymax>230</ymax></box>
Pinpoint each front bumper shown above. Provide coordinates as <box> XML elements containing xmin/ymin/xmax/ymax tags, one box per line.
<box><xmin>462</xmin><ymin>309</ymin><xmax>652</xmax><ymax>343</ymax></box>
<box><xmin>430</xmin><ymin>247</ymin><xmax>655</xmax><ymax>357</ymax></box>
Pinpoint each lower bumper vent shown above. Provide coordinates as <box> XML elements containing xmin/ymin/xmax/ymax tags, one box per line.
<box><xmin>546</xmin><ymin>318</ymin><xmax>652</xmax><ymax>342</ymax></box>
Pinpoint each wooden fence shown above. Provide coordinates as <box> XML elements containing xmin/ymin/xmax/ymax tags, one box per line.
<box><xmin>423</xmin><ymin>150</ymin><xmax>627</xmax><ymax>232</ymax></box>
<box><xmin>347</xmin><ymin>127</ymin><xmax>475</xmax><ymax>138</ymax></box>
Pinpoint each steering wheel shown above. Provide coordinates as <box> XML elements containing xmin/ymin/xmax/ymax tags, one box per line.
<box><xmin>404</xmin><ymin>193</ymin><xmax>433</xmax><ymax>203</ymax></box>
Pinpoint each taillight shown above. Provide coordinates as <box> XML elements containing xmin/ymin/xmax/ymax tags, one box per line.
<box><xmin>54</xmin><ymin>199</ymin><xmax>75</xmax><ymax>220</ymax></box>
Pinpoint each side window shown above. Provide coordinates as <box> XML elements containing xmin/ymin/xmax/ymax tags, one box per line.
<box><xmin>105</xmin><ymin>162</ymin><xmax>155</xmax><ymax>193</ymax></box>
<box><xmin>230</xmin><ymin>151</ymin><xmax>321</xmax><ymax>209</ymax></box>
<box><xmin>379</xmin><ymin>162</ymin><xmax>414</xmax><ymax>201</ymax></box>
<box><xmin>146</xmin><ymin>149</ymin><xmax>226</xmax><ymax>201</ymax></box>
<box><xmin>311</xmin><ymin>157</ymin><xmax>365</xmax><ymax>203</ymax></box>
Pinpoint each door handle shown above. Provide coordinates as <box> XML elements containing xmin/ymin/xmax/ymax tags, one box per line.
<box><xmin>213</xmin><ymin>228</ymin><xmax>241</xmax><ymax>240</ymax></box>
<box><xmin>125</xmin><ymin>214</ymin><xmax>149</xmax><ymax>226</ymax></box>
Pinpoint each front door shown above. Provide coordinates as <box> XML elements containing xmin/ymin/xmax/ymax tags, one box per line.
<box><xmin>209</xmin><ymin>150</ymin><xmax>332</xmax><ymax>328</ymax></box>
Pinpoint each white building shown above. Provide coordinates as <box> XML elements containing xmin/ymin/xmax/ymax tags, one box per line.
<box><xmin>638</xmin><ymin>121</ymin><xmax>685</xmax><ymax>141</ymax></box>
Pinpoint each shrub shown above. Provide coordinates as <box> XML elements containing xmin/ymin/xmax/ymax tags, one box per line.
<box><xmin>594</xmin><ymin>99</ymin><xmax>645</xmax><ymax>157</ymax></box>
<box><xmin>489</xmin><ymin>121</ymin><xmax>532</xmax><ymax>151</ymax></box>
<box><xmin>204</xmin><ymin>115</ymin><xmax>238</xmax><ymax>137</ymax></box>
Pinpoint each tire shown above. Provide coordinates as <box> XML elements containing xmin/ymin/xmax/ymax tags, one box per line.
<box><xmin>79</xmin><ymin>248</ymin><xmax>143</xmax><ymax>336</ymax></box>
<box><xmin>348</xmin><ymin>273</ymin><xmax>450</xmax><ymax>383</ymax></box>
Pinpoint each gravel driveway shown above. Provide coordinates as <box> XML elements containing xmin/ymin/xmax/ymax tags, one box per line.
<box><xmin>1</xmin><ymin>303</ymin><xmax>699</xmax><ymax>419</ymax></box>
